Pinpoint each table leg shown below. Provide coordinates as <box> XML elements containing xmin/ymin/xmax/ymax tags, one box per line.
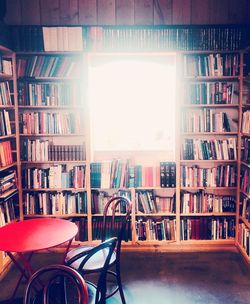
<box><xmin>61</xmin><ymin>238</ymin><xmax>73</xmax><ymax>264</ymax></box>
<box><xmin>7</xmin><ymin>252</ymin><xmax>34</xmax><ymax>300</ymax></box>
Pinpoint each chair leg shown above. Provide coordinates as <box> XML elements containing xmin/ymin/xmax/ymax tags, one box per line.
<box><xmin>116</xmin><ymin>263</ymin><xmax>126</xmax><ymax>304</ymax></box>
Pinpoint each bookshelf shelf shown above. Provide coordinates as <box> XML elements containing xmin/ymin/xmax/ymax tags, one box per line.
<box><xmin>0</xmin><ymin>189</ymin><xmax>18</xmax><ymax>200</ymax></box>
<box><xmin>0</xmin><ymin>162</ymin><xmax>17</xmax><ymax>172</ymax></box>
<box><xmin>0</xmin><ymin>134</ymin><xmax>16</xmax><ymax>140</ymax></box>
<box><xmin>240</xmin><ymin>191</ymin><xmax>250</xmax><ymax>199</ymax></box>
<box><xmin>0</xmin><ymin>73</ymin><xmax>13</xmax><ymax>80</ymax></box>
<box><xmin>181</xmin><ymin>187</ymin><xmax>237</xmax><ymax>191</ymax></box>
<box><xmin>180</xmin><ymin>160</ymin><xmax>237</xmax><ymax>163</ymax></box>
<box><xmin>21</xmin><ymin>161</ymin><xmax>87</xmax><ymax>165</ymax></box>
<box><xmin>241</xmin><ymin>161</ymin><xmax>250</xmax><ymax>168</ymax></box>
<box><xmin>242</xmin><ymin>133</ymin><xmax>250</xmax><ymax>137</ymax></box>
<box><xmin>180</xmin><ymin>239</ymin><xmax>235</xmax><ymax>245</ymax></box>
<box><xmin>180</xmin><ymin>212</ymin><xmax>236</xmax><ymax>216</ymax></box>
<box><xmin>18</xmin><ymin>77</ymin><xmax>81</xmax><ymax>81</ymax></box>
<box><xmin>182</xmin><ymin>104</ymin><xmax>239</xmax><ymax>108</ymax></box>
<box><xmin>184</xmin><ymin>76</ymin><xmax>240</xmax><ymax>81</ymax></box>
<box><xmin>181</xmin><ymin>132</ymin><xmax>238</xmax><ymax>136</ymax></box>
<box><xmin>24</xmin><ymin>214</ymin><xmax>88</xmax><ymax>218</ymax></box>
<box><xmin>136</xmin><ymin>213</ymin><xmax>176</xmax><ymax>216</ymax></box>
<box><xmin>0</xmin><ymin>105</ymin><xmax>15</xmax><ymax>109</ymax></box>
<box><xmin>239</xmin><ymin>217</ymin><xmax>250</xmax><ymax>229</ymax></box>
<box><xmin>20</xmin><ymin>134</ymin><xmax>85</xmax><ymax>137</ymax></box>
<box><xmin>19</xmin><ymin>106</ymin><xmax>85</xmax><ymax>110</ymax></box>
<box><xmin>22</xmin><ymin>188</ymin><xmax>87</xmax><ymax>192</ymax></box>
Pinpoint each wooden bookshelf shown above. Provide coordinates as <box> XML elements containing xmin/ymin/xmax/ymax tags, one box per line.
<box><xmin>0</xmin><ymin>45</ymin><xmax>22</xmax><ymax>275</ymax></box>
<box><xmin>17</xmin><ymin>52</ymin><xmax>90</xmax><ymax>236</ymax></box>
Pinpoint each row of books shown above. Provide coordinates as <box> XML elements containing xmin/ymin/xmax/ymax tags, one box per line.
<box><xmin>136</xmin><ymin>218</ymin><xmax>176</xmax><ymax>241</ymax></box>
<box><xmin>180</xmin><ymin>217</ymin><xmax>235</xmax><ymax>240</ymax></box>
<box><xmin>0</xmin><ymin>196</ymin><xmax>18</xmax><ymax>227</ymax></box>
<box><xmin>20</xmin><ymin>112</ymin><xmax>81</xmax><ymax>135</ymax></box>
<box><xmin>160</xmin><ymin>162</ymin><xmax>176</xmax><ymax>188</ymax></box>
<box><xmin>11</xmin><ymin>25</ymin><xmax>246</xmax><ymax>52</ymax></box>
<box><xmin>11</xmin><ymin>26</ymin><xmax>44</xmax><ymax>52</ymax></box>
<box><xmin>184</xmin><ymin>54</ymin><xmax>239</xmax><ymax>77</ymax></box>
<box><xmin>92</xmin><ymin>217</ymin><xmax>132</xmax><ymax>241</ymax></box>
<box><xmin>21</xmin><ymin>139</ymin><xmax>86</xmax><ymax>162</ymax></box>
<box><xmin>185</xmin><ymin>82</ymin><xmax>238</xmax><ymax>105</ymax></box>
<box><xmin>181</xmin><ymin>164</ymin><xmax>236</xmax><ymax>187</ymax></box>
<box><xmin>0</xmin><ymin>170</ymin><xmax>17</xmax><ymax>195</ymax></box>
<box><xmin>0</xmin><ymin>82</ymin><xmax>12</xmax><ymax>106</ymax></box>
<box><xmin>90</xmin><ymin>161</ymin><xmax>176</xmax><ymax>189</ymax></box>
<box><xmin>91</xmin><ymin>190</ymin><xmax>131</xmax><ymax>214</ymax></box>
<box><xmin>181</xmin><ymin>138</ymin><xmax>237</xmax><ymax>160</ymax></box>
<box><xmin>238</xmin><ymin>223</ymin><xmax>250</xmax><ymax>256</ymax></box>
<box><xmin>136</xmin><ymin>190</ymin><xmax>175</xmax><ymax>214</ymax></box>
<box><xmin>18</xmin><ymin>82</ymin><xmax>81</xmax><ymax>106</ymax></box>
<box><xmin>17</xmin><ymin>56</ymin><xmax>81</xmax><ymax>78</ymax></box>
<box><xmin>241</xmin><ymin>138</ymin><xmax>250</xmax><ymax>163</ymax></box>
<box><xmin>242</xmin><ymin>110</ymin><xmax>250</xmax><ymax>134</ymax></box>
<box><xmin>0</xmin><ymin>141</ymin><xmax>13</xmax><ymax>167</ymax></box>
<box><xmin>43</xmin><ymin>27</ymin><xmax>84</xmax><ymax>51</ymax></box>
<box><xmin>88</xmin><ymin>26</ymin><xmax>245</xmax><ymax>51</ymax></box>
<box><xmin>74</xmin><ymin>218</ymin><xmax>88</xmax><ymax>242</ymax></box>
<box><xmin>181</xmin><ymin>110</ymin><xmax>234</xmax><ymax>133</ymax></box>
<box><xmin>0</xmin><ymin>57</ymin><xmax>12</xmax><ymax>75</ymax></box>
<box><xmin>240</xmin><ymin>197</ymin><xmax>250</xmax><ymax>222</ymax></box>
<box><xmin>181</xmin><ymin>193</ymin><xmax>236</xmax><ymax>214</ymax></box>
<box><xmin>24</xmin><ymin>192</ymin><xmax>87</xmax><ymax>215</ymax></box>
<box><xmin>22</xmin><ymin>165</ymin><xmax>86</xmax><ymax>189</ymax></box>
<box><xmin>0</xmin><ymin>110</ymin><xmax>11</xmax><ymax>136</ymax></box>
<box><xmin>241</xmin><ymin>168</ymin><xmax>250</xmax><ymax>194</ymax></box>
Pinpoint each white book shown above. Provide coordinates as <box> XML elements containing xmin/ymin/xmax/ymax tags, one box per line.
<box><xmin>3</xmin><ymin>110</ymin><xmax>11</xmax><ymax>135</ymax></box>
<box><xmin>43</xmin><ymin>27</ymin><xmax>51</xmax><ymax>51</ymax></box>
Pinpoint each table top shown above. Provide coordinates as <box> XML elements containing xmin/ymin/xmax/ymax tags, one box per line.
<box><xmin>0</xmin><ymin>218</ymin><xmax>78</xmax><ymax>253</ymax></box>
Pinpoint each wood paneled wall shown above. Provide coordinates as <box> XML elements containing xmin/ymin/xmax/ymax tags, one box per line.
<box><xmin>4</xmin><ymin>0</ymin><xmax>250</xmax><ymax>25</ymax></box>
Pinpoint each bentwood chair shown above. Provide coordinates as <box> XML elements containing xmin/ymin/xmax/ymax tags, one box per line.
<box><xmin>65</xmin><ymin>196</ymin><xmax>132</xmax><ymax>304</ymax></box>
<box><xmin>24</xmin><ymin>264</ymin><xmax>89</xmax><ymax>304</ymax></box>
<box><xmin>65</xmin><ymin>237</ymin><xmax>118</xmax><ymax>304</ymax></box>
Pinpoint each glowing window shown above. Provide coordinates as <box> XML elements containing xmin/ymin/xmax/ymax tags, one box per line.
<box><xmin>88</xmin><ymin>54</ymin><xmax>176</xmax><ymax>155</ymax></box>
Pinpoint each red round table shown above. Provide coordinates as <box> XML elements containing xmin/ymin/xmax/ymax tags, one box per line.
<box><xmin>0</xmin><ymin>218</ymin><xmax>78</xmax><ymax>300</ymax></box>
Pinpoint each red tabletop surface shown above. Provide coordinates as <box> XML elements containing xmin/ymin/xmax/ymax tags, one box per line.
<box><xmin>0</xmin><ymin>218</ymin><xmax>78</xmax><ymax>253</ymax></box>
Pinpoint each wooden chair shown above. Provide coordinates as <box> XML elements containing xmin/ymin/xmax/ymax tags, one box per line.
<box><xmin>24</xmin><ymin>264</ymin><xmax>89</xmax><ymax>304</ymax></box>
<box><xmin>65</xmin><ymin>196</ymin><xmax>132</xmax><ymax>303</ymax></box>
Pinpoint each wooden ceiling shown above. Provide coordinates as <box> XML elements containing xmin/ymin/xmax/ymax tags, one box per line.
<box><xmin>4</xmin><ymin>0</ymin><xmax>250</xmax><ymax>26</ymax></box>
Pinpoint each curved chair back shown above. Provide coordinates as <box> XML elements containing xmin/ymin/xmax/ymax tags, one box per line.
<box><xmin>66</xmin><ymin>237</ymin><xmax>117</xmax><ymax>304</ymax></box>
<box><xmin>102</xmin><ymin>196</ymin><xmax>132</xmax><ymax>244</ymax></box>
<box><xmin>24</xmin><ymin>264</ymin><xmax>88</xmax><ymax>304</ymax></box>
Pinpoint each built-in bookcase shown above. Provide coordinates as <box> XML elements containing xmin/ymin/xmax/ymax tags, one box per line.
<box><xmin>0</xmin><ymin>45</ymin><xmax>22</xmax><ymax>273</ymax></box>
<box><xmin>0</xmin><ymin>45</ymin><xmax>248</xmax><ymax>276</ymax></box>
<box><xmin>236</xmin><ymin>47</ymin><xmax>250</xmax><ymax>264</ymax></box>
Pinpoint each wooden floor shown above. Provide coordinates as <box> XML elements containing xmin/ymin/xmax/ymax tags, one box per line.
<box><xmin>0</xmin><ymin>250</ymin><xmax>249</xmax><ymax>304</ymax></box>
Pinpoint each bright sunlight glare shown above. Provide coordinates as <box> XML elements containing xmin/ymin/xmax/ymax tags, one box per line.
<box><xmin>88</xmin><ymin>55</ymin><xmax>176</xmax><ymax>153</ymax></box>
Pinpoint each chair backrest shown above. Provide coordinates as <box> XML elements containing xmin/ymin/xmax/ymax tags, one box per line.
<box><xmin>66</xmin><ymin>237</ymin><xmax>117</xmax><ymax>304</ymax></box>
<box><xmin>102</xmin><ymin>196</ymin><xmax>132</xmax><ymax>245</ymax></box>
<box><xmin>24</xmin><ymin>264</ymin><xmax>88</xmax><ymax>304</ymax></box>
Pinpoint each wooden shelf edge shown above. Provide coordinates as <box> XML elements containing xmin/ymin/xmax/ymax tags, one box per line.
<box><xmin>236</xmin><ymin>243</ymin><xmax>250</xmax><ymax>266</ymax></box>
<box><xmin>239</xmin><ymin>217</ymin><xmax>250</xmax><ymax>229</ymax></box>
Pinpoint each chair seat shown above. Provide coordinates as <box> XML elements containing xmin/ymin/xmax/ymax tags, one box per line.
<box><xmin>65</xmin><ymin>245</ymin><xmax>116</xmax><ymax>272</ymax></box>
